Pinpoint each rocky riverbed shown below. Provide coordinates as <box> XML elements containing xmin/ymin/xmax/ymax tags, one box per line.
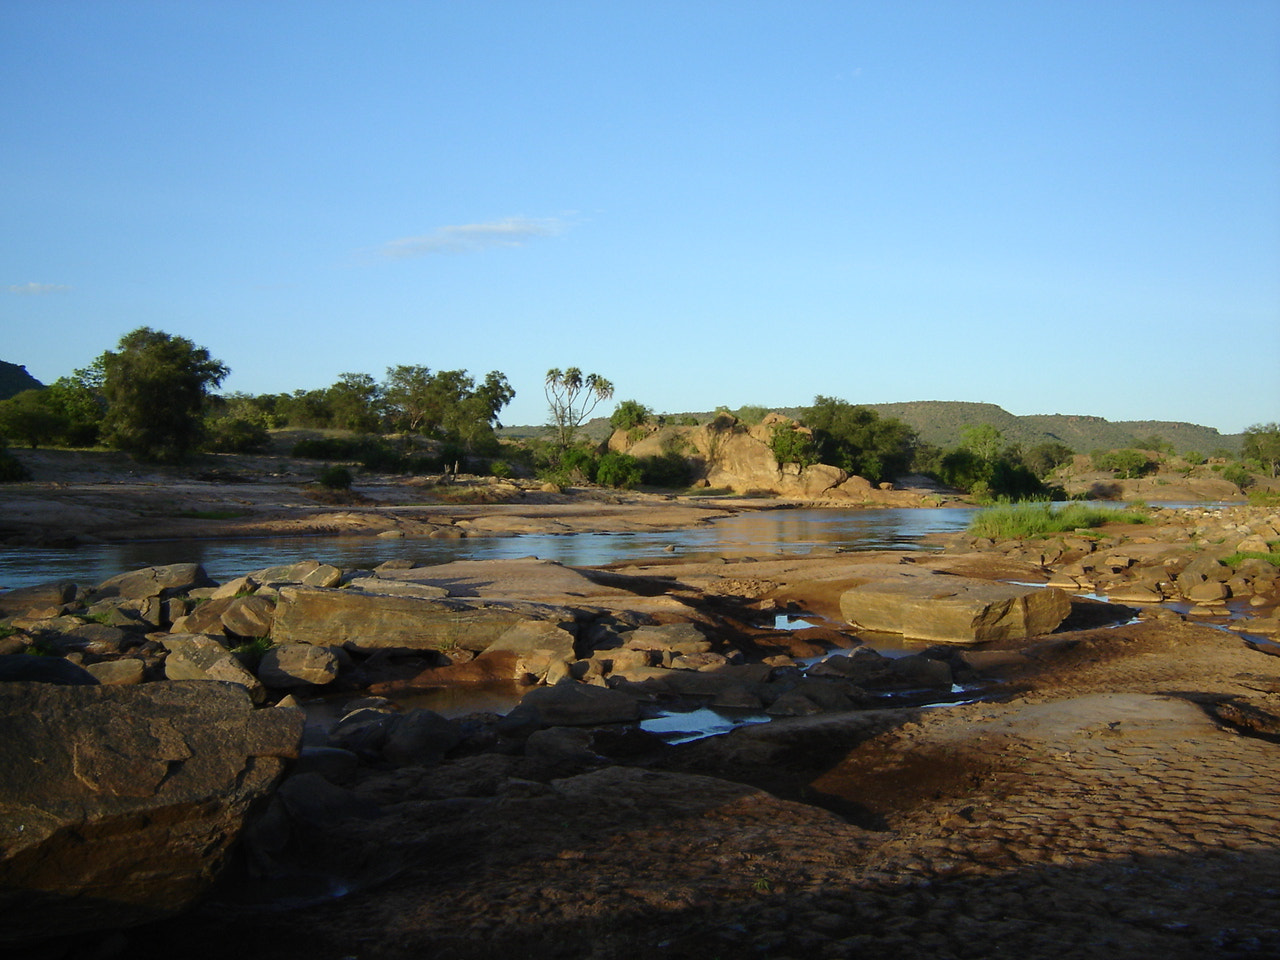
<box><xmin>2</xmin><ymin>500</ymin><xmax>1279</xmax><ymax>959</ymax></box>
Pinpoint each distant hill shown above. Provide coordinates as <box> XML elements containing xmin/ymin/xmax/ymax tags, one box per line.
<box><xmin>502</xmin><ymin>400</ymin><xmax>1243</xmax><ymax>456</ymax></box>
<box><xmin>0</xmin><ymin>361</ymin><xmax>42</xmax><ymax>401</ymax></box>
<box><xmin>866</xmin><ymin>401</ymin><xmax>1242</xmax><ymax>456</ymax></box>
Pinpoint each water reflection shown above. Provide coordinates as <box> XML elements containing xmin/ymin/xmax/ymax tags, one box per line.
<box><xmin>0</xmin><ymin>506</ymin><xmax>978</xmax><ymax>591</ymax></box>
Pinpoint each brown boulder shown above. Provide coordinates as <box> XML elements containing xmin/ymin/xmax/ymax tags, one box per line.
<box><xmin>0</xmin><ymin>680</ymin><xmax>302</xmax><ymax>946</ymax></box>
<box><xmin>839</xmin><ymin>575</ymin><xmax>1072</xmax><ymax>644</ymax></box>
<box><xmin>94</xmin><ymin>563</ymin><xmax>212</xmax><ymax>601</ymax></box>
<box><xmin>271</xmin><ymin>585</ymin><xmax>575</xmax><ymax>654</ymax></box>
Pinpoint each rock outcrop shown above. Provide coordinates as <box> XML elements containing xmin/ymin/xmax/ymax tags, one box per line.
<box><xmin>0</xmin><ymin>680</ymin><xmax>303</xmax><ymax>946</ymax></box>
<box><xmin>840</xmin><ymin>575</ymin><xmax>1073</xmax><ymax>643</ymax></box>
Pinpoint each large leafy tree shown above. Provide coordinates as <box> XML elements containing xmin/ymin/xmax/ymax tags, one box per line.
<box><xmin>545</xmin><ymin>367</ymin><xmax>614</xmax><ymax>449</ymax></box>
<box><xmin>325</xmin><ymin>372</ymin><xmax>385</xmax><ymax>432</ymax></box>
<box><xmin>383</xmin><ymin>366</ymin><xmax>514</xmax><ymax>450</ymax></box>
<box><xmin>99</xmin><ymin>327</ymin><xmax>229</xmax><ymax>462</ymax></box>
<box><xmin>1243</xmin><ymin>422</ymin><xmax>1280</xmax><ymax>477</ymax></box>
<box><xmin>0</xmin><ymin>389</ymin><xmax>68</xmax><ymax>448</ymax></box>
<box><xmin>801</xmin><ymin>396</ymin><xmax>917</xmax><ymax>484</ymax></box>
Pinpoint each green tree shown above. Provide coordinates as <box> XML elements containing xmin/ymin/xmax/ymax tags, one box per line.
<box><xmin>325</xmin><ymin>372</ymin><xmax>384</xmax><ymax>433</ymax></box>
<box><xmin>545</xmin><ymin>367</ymin><xmax>614</xmax><ymax>449</ymax></box>
<box><xmin>45</xmin><ymin>366</ymin><xmax>106</xmax><ymax>445</ymax></box>
<box><xmin>610</xmin><ymin>399</ymin><xmax>653</xmax><ymax>432</ymax></box>
<box><xmin>595</xmin><ymin>451</ymin><xmax>643</xmax><ymax>489</ymax></box>
<box><xmin>769</xmin><ymin>422</ymin><xmax>819</xmax><ymax>468</ymax></box>
<box><xmin>1242</xmin><ymin>423</ymin><xmax>1280</xmax><ymax>477</ymax></box>
<box><xmin>1022</xmin><ymin>441</ymin><xmax>1074</xmax><ymax>480</ymax></box>
<box><xmin>99</xmin><ymin>328</ymin><xmax>229</xmax><ymax>462</ymax></box>
<box><xmin>960</xmin><ymin>424</ymin><xmax>1003</xmax><ymax>461</ymax></box>
<box><xmin>0</xmin><ymin>389</ymin><xmax>68</xmax><ymax>448</ymax></box>
<box><xmin>801</xmin><ymin>396</ymin><xmax>917</xmax><ymax>484</ymax></box>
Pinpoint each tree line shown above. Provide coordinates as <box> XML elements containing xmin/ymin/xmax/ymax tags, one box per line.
<box><xmin>1</xmin><ymin>327</ymin><xmax>1276</xmax><ymax>500</ymax></box>
<box><xmin>0</xmin><ymin>329</ymin><xmax>517</xmax><ymax>465</ymax></box>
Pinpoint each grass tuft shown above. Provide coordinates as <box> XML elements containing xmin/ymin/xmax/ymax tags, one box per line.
<box><xmin>968</xmin><ymin>501</ymin><xmax>1150</xmax><ymax>540</ymax></box>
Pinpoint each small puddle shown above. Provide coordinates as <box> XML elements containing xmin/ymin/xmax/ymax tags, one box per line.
<box><xmin>640</xmin><ymin>706</ymin><xmax>772</xmax><ymax>744</ymax></box>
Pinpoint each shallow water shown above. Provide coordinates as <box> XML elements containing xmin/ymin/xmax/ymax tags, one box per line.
<box><xmin>0</xmin><ymin>506</ymin><xmax>978</xmax><ymax>591</ymax></box>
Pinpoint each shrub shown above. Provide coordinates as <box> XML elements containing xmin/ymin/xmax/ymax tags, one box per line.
<box><xmin>0</xmin><ymin>439</ymin><xmax>31</xmax><ymax>483</ymax></box>
<box><xmin>317</xmin><ymin>465</ymin><xmax>353</xmax><ymax>490</ymax></box>
<box><xmin>639</xmin><ymin>450</ymin><xmax>693</xmax><ymax>488</ymax></box>
<box><xmin>1092</xmin><ymin>449</ymin><xmax>1153</xmax><ymax>479</ymax></box>
<box><xmin>1221</xmin><ymin>462</ymin><xmax>1253</xmax><ymax>489</ymax></box>
<box><xmin>610</xmin><ymin>399</ymin><xmax>652</xmax><ymax>432</ymax></box>
<box><xmin>595</xmin><ymin>452</ymin><xmax>643</xmax><ymax>489</ymax></box>
<box><xmin>203</xmin><ymin>416</ymin><xmax>271</xmax><ymax>453</ymax></box>
<box><xmin>769</xmin><ymin>424</ymin><xmax>819</xmax><ymax>468</ymax></box>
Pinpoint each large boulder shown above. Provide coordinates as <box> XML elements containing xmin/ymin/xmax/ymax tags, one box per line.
<box><xmin>257</xmin><ymin>643</ymin><xmax>342</xmax><ymax>688</ymax></box>
<box><xmin>162</xmin><ymin>633</ymin><xmax>266</xmax><ymax>703</ymax></box>
<box><xmin>839</xmin><ymin>575</ymin><xmax>1072</xmax><ymax>644</ymax></box>
<box><xmin>94</xmin><ymin>563</ymin><xmax>213</xmax><ymax>601</ymax></box>
<box><xmin>0</xmin><ymin>680</ymin><xmax>303</xmax><ymax>946</ymax></box>
<box><xmin>270</xmin><ymin>585</ymin><xmax>576</xmax><ymax>654</ymax></box>
<box><xmin>0</xmin><ymin>580</ymin><xmax>77</xmax><ymax>616</ymax></box>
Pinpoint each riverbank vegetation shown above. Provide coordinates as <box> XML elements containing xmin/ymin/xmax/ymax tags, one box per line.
<box><xmin>2</xmin><ymin>330</ymin><xmax>1277</xmax><ymax>499</ymax></box>
<box><xmin>967</xmin><ymin>501</ymin><xmax>1152</xmax><ymax>540</ymax></box>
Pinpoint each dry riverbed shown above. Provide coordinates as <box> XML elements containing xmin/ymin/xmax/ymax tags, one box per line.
<box><xmin>5</xmin><ymin>451</ymin><xmax>1280</xmax><ymax>959</ymax></box>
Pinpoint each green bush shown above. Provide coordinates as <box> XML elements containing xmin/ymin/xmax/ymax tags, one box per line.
<box><xmin>639</xmin><ymin>450</ymin><xmax>693</xmax><ymax>487</ymax></box>
<box><xmin>610</xmin><ymin>399</ymin><xmax>652</xmax><ymax>431</ymax></box>
<box><xmin>317</xmin><ymin>465</ymin><xmax>353</xmax><ymax>490</ymax></box>
<box><xmin>1092</xmin><ymin>449</ymin><xmax>1153</xmax><ymax>479</ymax></box>
<box><xmin>1221</xmin><ymin>462</ymin><xmax>1253</xmax><ymax>489</ymax></box>
<box><xmin>595</xmin><ymin>452</ymin><xmax>643</xmax><ymax>489</ymax></box>
<box><xmin>0</xmin><ymin>439</ymin><xmax>30</xmax><ymax>483</ymax></box>
<box><xmin>769</xmin><ymin>424</ymin><xmax>819</xmax><ymax>468</ymax></box>
<box><xmin>204</xmin><ymin>416</ymin><xmax>271</xmax><ymax>453</ymax></box>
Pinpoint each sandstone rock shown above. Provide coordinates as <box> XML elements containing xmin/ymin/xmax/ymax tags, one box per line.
<box><xmin>176</xmin><ymin>595</ymin><xmax>237</xmax><ymax>635</ymax></box>
<box><xmin>209</xmin><ymin>575</ymin><xmax>257</xmax><ymax>599</ymax></box>
<box><xmin>839</xmin><ymin>576</ymin><xmax>1072</xmax><ymax>644</ymax></box>
<box><xmin>0</xmin><ymin>580</ymin><xmax>76</xmax><ymax>616</ymax></box>
<box><xmin>162</xmin><ymin>633</ymin><xmax>266</xmax><ymax>702</ymax></box>
<box><xmin>482</xmin><ymin>620</ymin><xmax>578</xmax><ymax>682</ymax></box>
<box><xmin>346</xmin><ymin>577</ymin><xmax>451</xmax><ymax>599</ymax></box>
<box><xmin>1185</xmin><ymin>580</ymin><xmax>1229</xmax><ymax>603</ymax></box>
<box><xmin>94</xmin><ymin>563</ymin><xmax>213</xmax><ymax>601</ymax></box>
<box><xmin>271</xmin><ymin>585</ymin><xmax>573</xmax><ymax>654</ymax></box>
<box><xmin>0</xmin><ymin>680</ymin><xmax>302</xmax><ymax>946</ymax></box>
<box><xmin>1103</xmin><ymin>584</ymin><xmax>1164</xmax><ymax>603</ymax></box>
<box><xmin>248</xmin><ymin>560</ymin><xmax>341</xmax><ymax>587</ymax></box>
<box><xmin>381</xmin><ymin>708</ymin><xmax>462</xmax><ymax>765</ymax></box>
<box><xmin>257</xmin><ymin>643</ymin><xmax>342</xmax><ymax>688</ymax></box>
<box><xmin>219</xmin><ymin>594</ymin><xmax>276</xmax><ymax>638</ymax></box>
<box><xmin>85</xmin><ymin>658</ymin><xmax>147</xmax><ymax>685</ymax></box>
<box><xmin>499</xmin><ymin>683</ymin><xmax>642</xmax><ymax>732</ymax></box>
<box><xmin>1235</xmin><ymin>535</ymin><xmax>1273</xmax><ymax>554</ymax></box>
<box><xmin>0</xmin><ymin>654</ymin><xmax>98</xmax><ymax>685</ymax></box>
<box><xmin>624</xmin><ymin>623</ymin><xmax>711</xmax><ymax>655</ymax></box>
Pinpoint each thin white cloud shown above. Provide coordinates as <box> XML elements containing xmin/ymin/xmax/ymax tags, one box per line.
<box><xmin>379</xmin><ymin>216</ymin><xmax>565</xmax><ymax>258</ymax></box>
<box><xmin>8</xmin><ymin>282</ymin><xmax>70</xmax><ymax>295</ymax></box>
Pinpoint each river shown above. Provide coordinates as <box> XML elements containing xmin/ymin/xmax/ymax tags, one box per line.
<box><xmin>0</xmin><ymin>506</ymin><xmax>979</xmax><ymax>592</ymax></box>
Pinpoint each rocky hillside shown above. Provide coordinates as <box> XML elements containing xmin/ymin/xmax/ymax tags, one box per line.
<box><xmin>0</xmin><ymin>360</ymin><xmax>42</xmax><ymax>401</ymax></box>
<box><xmin>868</xmin><ymin>400</ymin><xmax>1243</xmax><ymax>456</ymax></box>
<box><xmin>507</xmin><ymin>401</ymin><xmax>1243</xmax><ymax>456</ymax></box>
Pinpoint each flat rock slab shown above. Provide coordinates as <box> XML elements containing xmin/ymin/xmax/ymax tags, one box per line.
<box><xmin>839</xmin><ymin>575</ymin><xmax>1071</xmax><ymax>644</ymax></box>
<box><xmin>271</xmin><ymin>585</ymin><xmax>578</xmax><ymax>653</ymax></box>
<box><xmin>0</xmin><ymin>680</ymin><xmax>302</xmax><ymax>945</ymax></box>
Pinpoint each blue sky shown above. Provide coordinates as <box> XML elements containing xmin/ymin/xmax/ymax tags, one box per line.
<box><xmin>3</xmin><ymin>1</ymin><xmax>1278</xmax><ymax>434</ymax></box>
